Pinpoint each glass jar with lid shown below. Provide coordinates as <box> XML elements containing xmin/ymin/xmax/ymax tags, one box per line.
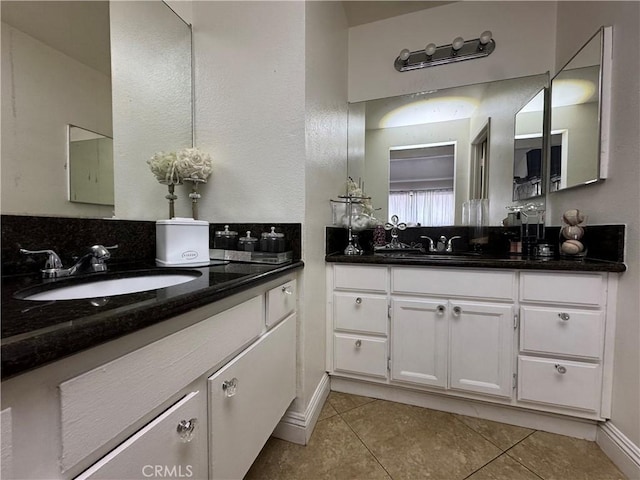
<box><xmin>214</xmin><ymin>225</ymin><xmax>238</xmax><ymax>250</ymax></box>
<box><xmin>238</xmin><ymin>231</ymin><xmax>258</xmax><ymax>252</ymax></box>
<box><xmin>260</xmin><ymin>226</ymin><xmax>286</xmax><ymax>253</ymax></box>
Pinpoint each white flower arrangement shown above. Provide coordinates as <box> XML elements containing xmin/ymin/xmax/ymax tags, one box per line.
<box><xmin>147</xmin><ymin>147</ymin><xmax>212</xmax><ymax>219</ymax></box>
<box><xmin>176</xmin><ymin>147</ymin><xmax>213</xmax><ymax>182</ymax></box>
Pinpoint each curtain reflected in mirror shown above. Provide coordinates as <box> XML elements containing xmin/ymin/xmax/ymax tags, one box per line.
<box><xmin>68</xmin><ymin>125</ymin><xmax>114</xmax><ymax>206</ymax></box>
<box><xmin>389</xmin><ymin>143</ymin><xmax>455</xmax><ymax>226</ymax></box>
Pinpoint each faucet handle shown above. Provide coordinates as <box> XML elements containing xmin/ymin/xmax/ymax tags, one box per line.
<box><xmin>419</xmin><ymin>236</ymin><xmax>437</xmax><ymax>252</ymax></box>
<box><xmin>89</xmin><ymin>244</ymin><xmax>118</xmax><ymax>260</ymax></box>
<box><xmin>20</xmin><ymin>248</ymin><xmax>63</xmax><ymax>269</ymax></box>
<box><xmin>446</xmin><ymin>236</ymin><xmax>462</xmax><ymax>252</ymax></box>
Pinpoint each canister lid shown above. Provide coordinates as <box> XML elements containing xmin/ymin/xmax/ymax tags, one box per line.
<box><xmin>215</xmin><ymin>225</ymin><xmax>238</xmax><ymax>237</ymax></box>
<box><xmin>239</xmin><ymin>231</ymin><xmax>257</xmax><ymax>243</ymax></box>
<box><xmin>261</xmin><ymin>226</ymin><xmax>284</xmax><ymax>239</ymax></box>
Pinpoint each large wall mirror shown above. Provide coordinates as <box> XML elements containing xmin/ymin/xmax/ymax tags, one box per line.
<box><xmin>513</xmin><ymin>88</ymin><xmax>546</xmax><ymax>201</ymax></box>
<box><xmin>1</xmin><ymin>1</ymin><xmax>192</xmax><ymax>219</ymax></box>
<box><xmin>347</xmin><ymin>74</ymin><xmax>549</xmax><ymax>226</ymax></box>
<box><xmin>549</xmin><ymin>26</ymin><xmax>610</xmax><ymax>192</ymax></box>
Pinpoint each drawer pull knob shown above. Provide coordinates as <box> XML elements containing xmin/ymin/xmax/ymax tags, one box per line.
<box><xmin>355</xmin><ymin>297</ymin><xmax>362</xmax><ymax>305</ymax></box>
<box><xmin>436</xmin><ymin>305</ymin><xmax>446</xmax><ymax>315</ymax></box>
<box><xmin>282</xmin><ymin>286</ymin><xmax>293</xmax><ymax>295</ymax></box>
<box><xmin>222</xmin><ymin>378</ymin><xmax>238</xmax><ymax>397</ymax></box>
<box><xmin>558</xmin><ymin>312</ymin><xmax>570</xmax><ymax>321</ymax></box>
<box><xmin>177</xmin><ymin>418</ymin><xmax>197</xmax><ymax>443</ymax></box>
<box><xmin>555</xmin><ymin>364</ymin><xmax>567</xmax><ymax>374</ymax></box>
<box><xmin>355</xmin><ymin>339</ymin><xmax>362</xmax><ymax>348</ymax></box>
<box><xmin>452</xmin><ymin>306</ymin><xmax>462</xmax><ymax>317</ymax></box>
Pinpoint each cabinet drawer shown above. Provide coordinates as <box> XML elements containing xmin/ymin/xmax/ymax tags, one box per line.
<box><xmin>60</xmin><ymin>295</ymin><xmax>264</xmax><ymax>471</ymax></box>
<box><xmin>517</xmin><ymin>356</ymin><xmax>601</xmax><ymax>412</ymax></box>
<box><xmin>392</xmin><ymin>267</ymin><xmax>516</xmax><ymax>301</ymax></box>
<box><xmin>520</xmin><ymin>272</ymin><xmax>606</xmax><ymax>306</ymax></box>
<box><xmin>334</xmin><ymin>333</ymin><xmax>387</xmax><ymax>378</ymax></box>
<box><xmin>334</xmin><ymin>293</ymin><xmax>388</xmax><ymax>334</ymax></box>
<box><xmin>520</xmin><ymin>306</ymin><xmax>604</xmax><ymax>360</ymax></box>
<box><xmin>334</xmin><ymin>265</ymin><xmax>388</xmax><ymax>293</ymax></box>
<box><xmin>266</xmin><ymin>279</ymin><xmax>296</xmax><ymax>328</ymax></box>
<box><xmin>208</xmin><ymin>314</ymin><xmax>296</xmax><ymax>480</ymax></box>
<box><xmin>76</xmin><ymin>391</ymin><xmax>206</xmax><ymax>480</ymax></box>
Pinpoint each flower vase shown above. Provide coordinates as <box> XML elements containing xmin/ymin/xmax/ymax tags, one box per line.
<box><xmin>185</xmin><ymin>178</ymin><xmax>206</xmax><ymax>220</ymax></box>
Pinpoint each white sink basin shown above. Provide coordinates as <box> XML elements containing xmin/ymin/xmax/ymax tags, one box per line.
<box><xmin>17</xmin><ymin>271</ymin><xmax>203</xmax><ymax>301</ymax></box>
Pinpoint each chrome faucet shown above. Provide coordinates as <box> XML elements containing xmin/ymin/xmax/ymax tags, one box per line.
<box><xmin>419</xmin><ymin>236</ymin><xmax>437</xmax><ymax>252</ymax></box>
<box><xmin>20</xmin><ymin>244</ymin><xmax>118</xmax><ymax>279</ymax></box>
<box><xmin>445</xmin><ymin>236</ymin><xmax>462</xmax><ymax>253</ymax></box>
<box><xmin>419</xmin><ymin>235</ymin><xmax>462</xmax><ymax>253</ymax></box>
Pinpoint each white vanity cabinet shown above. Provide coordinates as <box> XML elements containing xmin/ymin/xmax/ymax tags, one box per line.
<box><xmin>330</xmin><ymin>265</ymin><xmax>389</xmax><ymax>379</ymax></box>
<box><xmin>1</xmin><ymin>274</ymin><xmax>298</xmax><ymax>480</ymax></box>
<box><xmin>517</xmin><ymin>272</ymin><xmax>610</xmax><ymax>414</ymax></box>
<box><xmin>327</xmin><ymin>263</ymin><xmax>617</xmax><ymax>425</ymax></box>
<box><xmin>391</xmin><ymin>268</ymin><xmax>516</xmax><ymax>398</ymax></box>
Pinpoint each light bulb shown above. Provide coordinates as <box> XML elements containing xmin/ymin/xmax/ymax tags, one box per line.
<box><xmin>452</xmin><ymin>37</ymin><xmax>465</xmax><ymax>51</ymax></box>
<box><xmin>425</xmin><ymin>43</ymin><xmax>437</xmax><ymax>56</ymax></box>
<box><xmin>479</xmin><ymin>30</ymin><xmax>492</xmax><ymax>45</ymax></box>
<box><xmin>399</xmin><ymin>48</ymin><xmax>411</xmax><ymax>61</ymax></box>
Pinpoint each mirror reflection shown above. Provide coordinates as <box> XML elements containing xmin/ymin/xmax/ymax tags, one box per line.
<box><xmin>68</xmin><ymin>125</ymin><xmax>114</xmax><ymax>206</ymax></box>
<box><xmin>549</xmin><ymin>27</ymin><xmax>604</xmax><ymax>192</ymax></box>
<box><xmin>1</xmin><ymin>1</ymin><xmax>192</xmax><ymax>219</ymax></box>
<box><xmin>513</xmin><ymin>89</ymin><xmax>545</xmax><ymax>201</ymax></box>
<box><xmin>348</xmin><ymin>74</ymin><xmax>549</xmax><ymax>226</ymax></box>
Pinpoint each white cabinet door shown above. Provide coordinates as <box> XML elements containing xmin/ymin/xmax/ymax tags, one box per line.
<box><xmin>449</xmin><ymin>301</ymin><xmax>514</xmax><ymax>398</ymax></box>
<box><xmin>76</xmin><ymin>391</ymin><xmax>207</xmax><ymax>480</ymax></box>
<box><xmin>391</xmin><ymin>298</ymin><xmax>448</xmax><ymax>388</ymax></box>
<box><xmin>208</xmin><ymin>314</ymin><xmax>296</xmax><ymax>480</ymax></box>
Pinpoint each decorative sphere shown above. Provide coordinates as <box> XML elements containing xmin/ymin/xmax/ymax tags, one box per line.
<box><xmin>399</xmin><ymin>48</ymin><xmax>411</xmax><ymax>61</ymax></box>
<box><xmin>425</xmin><ymin>43</ymin><xmax>437</xmax><ymax>56</ymax></box>
<box><xmin>562</xmin><ymin>209</ymin><xmax>585</xmax><ymax>226</ymax></box>
<box><xmin>452</xmin><ymin>37</ymin><xmax>465</xmax><ymax>50</ymax></box>
<box><xmin>561</xmin><ymin>239</ymin><xmax>584</xmax><ymax>255</ymax></box>
<box><xmin>479</xmin><ymin>30</ymin><xmax>493</xmax><ymax>45</ymax></box>
<box><xmin>562</xmin><ymin>225</ymin><xmax>585</xmax><ymax>240</ymax></box>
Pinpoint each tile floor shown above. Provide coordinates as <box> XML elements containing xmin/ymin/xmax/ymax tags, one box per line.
<box><xmin>246</xmin><ymin>392</ymin><xmax>627</xmax><ymax>480</ymax></box>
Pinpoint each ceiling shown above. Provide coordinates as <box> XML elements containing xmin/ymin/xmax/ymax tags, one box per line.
<box><xmin>341</xmin><ymin>1</ymin><xmax>455</xmax><ymax>27</ymax></box>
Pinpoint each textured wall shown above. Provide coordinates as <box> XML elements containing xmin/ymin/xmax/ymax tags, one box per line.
<box><xmin>348</xmin><ymin>1</ymin><xmax>557</xmax><ymax>103</ymax></box>
<box><xmin>191</xmin><ymin>1</ymin><xmax>306</xmax><ymax>224</ymax></box>
<box><xmin>550</xmin><ymin>1</ymin><xmax>640</xmax><ymax>449</ymax></box>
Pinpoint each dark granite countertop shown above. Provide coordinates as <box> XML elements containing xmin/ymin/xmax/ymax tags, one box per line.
<box><xmin>1</xmin><ymin>260</ymin><xmax>304</xmax><ymax>380</ymax></box>
<box><xmin>325</xmin><ymin>252</ymin><xmax>626</xmax><ymax>272</ymax></box>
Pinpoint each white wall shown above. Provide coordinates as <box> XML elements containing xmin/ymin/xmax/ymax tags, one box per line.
<box><xmin>348</xmin><ymin>1</ymin><xmax>557</xmax><ymax>103</ymax></box>
<box><xmin>1</xmin><ymin>23</ymin><xmax>113</xmax><ymax>218</ymax></box>
<box><xmin>191</xmin><ymin>1</ymin><xmax>306</xmax><ymax>224</ymax></box>
<box><xmin>192</xmin><ymin>0</ymin><xmax>348</xmax><ymax>420</ymax></box>
<box><xmin>549</xmin><ymin>1</ymin><xmax>640</xmax><ymax>449</ymax></box>
<box><xmin>302</xmin><ymin>0</ymin><xmax>349</xmax><ymax>412</ymax></box>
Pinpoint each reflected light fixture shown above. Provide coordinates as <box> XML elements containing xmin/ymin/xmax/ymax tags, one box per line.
<box><xmin>395</xmin><ymin>31</ymin><xmax>495</xmax><ymax>72</ymax></box>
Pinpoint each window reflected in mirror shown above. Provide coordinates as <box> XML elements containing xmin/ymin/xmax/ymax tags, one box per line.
<box><xmin>389</xmin><ymin>143</ymin><xmax>455</xmax><ymax>226</ymax></box>
<box><xmin>68</xmin><ymin>125</ymin><xmax>114</xmax><ymax>206</ymax></box>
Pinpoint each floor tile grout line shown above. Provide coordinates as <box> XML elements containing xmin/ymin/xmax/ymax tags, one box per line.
<box><xmin>461</xmin><ymin>450</ymin><xmax>509</xmax><ymax>480</ymax></box>
<box><xmin>335</xmin><ymin>400</ymin><xmax>395</xmax><ymax>480</ymax></box>
<box><xmin>502</xmin><ymin>430</ymin><xmax>547</xmax><ymax>480</ymax></box>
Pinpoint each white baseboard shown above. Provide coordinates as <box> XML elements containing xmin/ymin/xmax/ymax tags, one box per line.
<box><xmin>597</xmin><ymin>421</ymin><xmax>640</xmax><ymax>480</ymax></box>
<box><xmin>272</xmin><ymin>373</ymin><xmax>330</xmax><ymax>445</ymax></box>
<box><xmin>331</xmin><ymin>377</ymin><xmax>599</xmax><ymax>440</ymax></box>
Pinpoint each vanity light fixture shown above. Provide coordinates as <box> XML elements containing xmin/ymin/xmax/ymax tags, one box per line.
<box><xmin>394</xmin><ymin>31</ymin><xmax>495</xmax><ymax>72</ymax></box>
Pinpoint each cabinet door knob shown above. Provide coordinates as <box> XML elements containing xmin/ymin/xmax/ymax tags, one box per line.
<box><xmin>282</xmin><ymin>286</ymin><xmax>293</xmax><ymax>295</ymax></box>
<box><xmin>452</xmin><ymin>306</ymin><xmax>462</xmax><ymax>317</ymax></box>
<box><xmin>355</xmin><ymin>339</ymin><xmax>362</xmax><ymax>348</ymax></box>
<box><xmin>177</xmin><ymin>418</ymin><xmax>197</xmax><ymax>443</ymax></box>
<box><xmin>555</xmin><ymin>364</ymin><xmax>567</xmax><ymax>374</ymax></box>
<box><xmin>558</xmin><ymin>312</ymin><xmax>570</xmax><ymax>321</ymax></box>
<box><xmin>436</xmin><ymin>304</ymin><xmax>446</xmax><ymax>315</ymax></box>
<box><xmin>355</xmin><ymin>297</ymin><xmax>362</xmax><ymax>305</ymax></box>
<box><xmin>222</xmin><ymin>378</ymin><xmax>238</xmax><ymax>397</ymax></box>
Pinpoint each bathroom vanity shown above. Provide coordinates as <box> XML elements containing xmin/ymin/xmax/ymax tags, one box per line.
<box><xmin>1</xmin><ymin>261</ymin><xmax>301</xmax><ymax>480</ymax></box>
<box><xmin>326</xmin><ymin>253</ymin><xmax>624</xmax><ymax>437</ymax></box>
